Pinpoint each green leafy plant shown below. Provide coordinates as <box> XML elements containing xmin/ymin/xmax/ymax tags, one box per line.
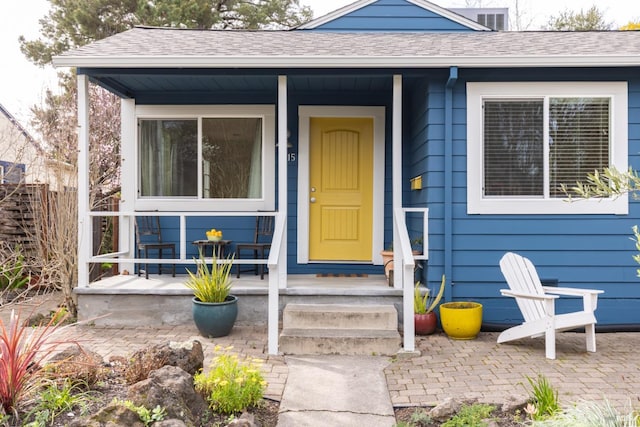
<box><xmin>0</xmin><ymin>247</ymin><xmax>30</xmax><ymax>291</ymax></box>
<box><xmin>194</xmin><ymin>345</ymin><xmax>266</xmax><ymax>414</ymax></box>
<box><xmin>113</xmin><ymin>399</ymin><xmax>167</xmax><ymax>426</ymax></box>
<box><xmin>442</xmin><ymin>403</ymin><xmax>496</xmax><ymax>427</ymax></box>
<box><xmin>414</xmin><ymin>275</ymin><xmax>445</xmax><ymax>314</ymax></box>
<box><xmin>409</xmin><ymin>408</ymin><xmax>433</xmax><ymax>426</ymax></box>
<box><xmin>184</xmin><ymin>253</ymin><xmax>234</xmax><ymax>303</ymax></box>
<box><xmin>529</xmin><ymin>399</ymin><xmax>639</xmax><ymax>426</ymax></box>
<box><xmin>632</xmin><ymin>225</ymin><xmax>640</xmax><ymax>277</ymax></box>
<box><xmin>0</xmin><ymin>309</ymin><xmax>70</xmax><ymax>416</ymax></box>
<box><xmin>524</xmin><ymin>374</ymin><xmax>560</xmax><ymax>420</ymax></box>
<box><xmin>24</xmin><ymin>379</ymin><xmax>95</xmax><ymax>426</ymax></box>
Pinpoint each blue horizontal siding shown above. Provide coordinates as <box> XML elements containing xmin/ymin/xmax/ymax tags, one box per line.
<box><xmin>312</xmin><ymin>0</ymin><xmax>477</xmax><ymax>32</ymax></box>
<box><xmin>417</xmin><ymin>67</ymin><xmax>640</xmax><ymax>326</ymax></box>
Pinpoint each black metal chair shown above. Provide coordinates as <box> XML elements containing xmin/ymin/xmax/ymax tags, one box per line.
<box><xmin>135</xmin><ymin>216</ymin><xmax>176</xmax><ymax>279</ymax></box>
<box><xmin>236</xmin><ymin>216</ymin><xmax>273</xmax><ymax>280</ymax></box>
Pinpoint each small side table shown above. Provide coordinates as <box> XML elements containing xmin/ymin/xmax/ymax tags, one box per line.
<box><xmin>192</xmin><ymin>239</ymin><xmax>232</xmax><ymax>259</ymax></box>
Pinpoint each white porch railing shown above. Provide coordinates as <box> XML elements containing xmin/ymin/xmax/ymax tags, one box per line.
<box><xmin>82</xmin><ymin>211</ymin><xmax>278</xmax><ymax>280</ymax></box>
<box><xmin>393</xmin><ymin>207</ymin><xmax>429</xmax><ymax>353</ymax></box>
<box><xmin>267</xmin><ymin>212</ymin><xmax>286</xmax><ymax>355</ymax></box>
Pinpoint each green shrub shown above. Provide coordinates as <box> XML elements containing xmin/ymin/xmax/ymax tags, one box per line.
<box><xmin>113</xmin><ymin>399</ymin><xmax>166</xmax><ymax>426</ymax></box>
<box><xmin>194</xmin><ymin>345</ymin><xmax>266</xmax><ymax>414</ymax></box>
<box><xmin>24</xmin><ymin>379</ymin><xmax>96</xmax><ymax>426</ymax></box>
<box><xmin>530</xmin><ymin>399</ymin><xmax>640</xmax><ymax>427</ymax></box>
<box><xmin>0</xmin><ymin>247</ymin><xmax>30</xmax><ymax>290</ymax></box>
<box><xmin>442</xmin><ymin>403</ymin><xmax>496</xmax><ymax>427</ymax></box>
<box><xmin>524</xmin><ymin>374</ymin><xmax>561</xmax><ymax>420</ymax></box>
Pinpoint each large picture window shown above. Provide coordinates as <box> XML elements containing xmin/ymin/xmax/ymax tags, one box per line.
<box><xmin>467</xmin><ymin>82</ymin><xmax>628</xmax><ymax>215</ymax></box>
<box><xmin>136</xmin><ymin>105</ymin><xmax>275</xmax><ymax>211</ymax></box>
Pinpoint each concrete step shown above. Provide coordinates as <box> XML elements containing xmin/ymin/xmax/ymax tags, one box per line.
<box><xmin>282</xmin><ymin>303</ymin><xmax>398</xmax><ymax>330</ymax></box>
<box><xmin>279</xmin><ymin>304</ymin><xmax>401</xmax><ymax>355</ymax></box>
<box><xmin>279</xmin><ymin>328</ymin><xmax>401</xmax><ymax>356</ymax></box>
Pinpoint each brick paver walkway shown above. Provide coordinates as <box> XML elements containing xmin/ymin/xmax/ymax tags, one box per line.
<box><xmin>386</xmin><ymin>331</ymin><xmax>640</xmax><ymax>411</ymax></box>
<box><xmin>3</xmin><ymin>294</ymin><xmax>639</xmax><ymax>412</ymax></box>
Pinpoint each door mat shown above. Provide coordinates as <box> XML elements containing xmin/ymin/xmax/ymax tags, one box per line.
<box><xmin>315</xmin><ymin>273</ymin><xmax>369</xmax><ymax>278</ymax></box>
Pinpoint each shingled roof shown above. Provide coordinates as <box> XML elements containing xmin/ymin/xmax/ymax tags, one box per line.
<box><xmin>53</xmin><ymin>26</ymin><xmax>640</xmax><ymax>69</ymax></box>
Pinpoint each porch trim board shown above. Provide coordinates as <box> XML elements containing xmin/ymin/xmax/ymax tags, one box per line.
<box><xmin>297</xmin><ymin>105</ymin><xmax>386</xmax><ymax>265</ymax></box>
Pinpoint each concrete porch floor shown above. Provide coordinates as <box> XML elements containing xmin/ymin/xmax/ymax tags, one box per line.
<box><xmin>75</xmin><ymin>273</ymin><xmax>405</xmax><ymax>327</ymax></box>
<box><xmin>80</xmin><ymin>272</ymin><xmax>395</xmax><ymax>295</ymax></box>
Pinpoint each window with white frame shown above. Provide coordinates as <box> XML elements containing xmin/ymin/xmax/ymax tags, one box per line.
<box><xmin>467</xmin><ymin>82</ymin><xmax>628</xmax><ymax>215</ymax></box>
<box><xmin>136</xmin><ymin>105</ymin><xmax>275</xmax><ymax>211</ymax></box>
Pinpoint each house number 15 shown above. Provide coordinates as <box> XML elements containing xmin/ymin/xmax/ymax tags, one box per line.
<box><xmin>288</xmin><ymin>153</ymin><xmax>296</xmax><ymax>162</ymax></box>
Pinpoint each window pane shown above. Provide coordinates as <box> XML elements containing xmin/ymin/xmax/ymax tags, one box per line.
<box><xmin>549</xmin><ymin>98</ymin><xmax>610</xmax><ymax>197</ymax></box>
<box><xmin>483</xmin><ymin>100</ymin><xmax>544</xmax><ymax>196</ymax></box>
<box><xmin>139</xmin><ymin>119</ymin><xmax>197</xmax><ymax>197</ymax></box>
<box><xmin>202</xmin><ymin>118</ymin><xmax>262</xmax><ymax>199</ymax></box>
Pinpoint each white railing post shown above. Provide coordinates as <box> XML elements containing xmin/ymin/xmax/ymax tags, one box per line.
<box><xmin>120</xmin><ymin>98</ymin><xmax>136</xmax><ymax>274</ymax></box>
<box><xmin>392</xmin><ymin>74</ymin><xmax>403</xmax><ymax>289</ymax></box>
<box><xmin>393</xmin><ymin>207</ymin><xmax>416</xmax><ymax>353</ymax></box>
<box><xmin>268</xmin><ymin>213</ymin><xmax>286</xmax><ymax>355</ymax></box>
<box><xmin>77</xmin><ymin>74</ymin><xmax>90</xmax><ymax>288</ymax></box>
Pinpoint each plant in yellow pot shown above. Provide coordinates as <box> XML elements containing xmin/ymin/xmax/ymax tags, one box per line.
<box><xmin>414</xmin><ymin>275</ymin><xmax>445</xmax><ymax>335</ymax></box>
<box><xmin>439</xmin><ymin>300</ymin><xmax>483</xmax><ymax>340</ymax></box>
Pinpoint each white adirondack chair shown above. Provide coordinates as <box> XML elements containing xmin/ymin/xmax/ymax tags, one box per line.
<box><xmin>498</xmin><ymin>252</ymin><xmax>604</xmax><ymax>360</ymax></box>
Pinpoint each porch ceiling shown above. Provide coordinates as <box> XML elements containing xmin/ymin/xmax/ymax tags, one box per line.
<box><xmin>84</xmin><ymin>70</ymin><xmax>395</xmax><ymax>100</ymax></box>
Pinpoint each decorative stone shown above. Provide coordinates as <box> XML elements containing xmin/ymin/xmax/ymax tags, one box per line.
<box><xmin>129</xmin><ymin>340</ymin><xmax>204</xmax><ymax>375</ymax></box>
<box><xmin>226</xmin><ymin>412</ymin><xmax>259</xmax><ymax>427</ymax></box>
<box><xmin>127</xmin><ymin>365</ymin><xmax>208</xmax><ymax>425</ymax></box>
<box><xmin>429</xmin><ymin>397</ymin><xmax>478</xmax><ymax>421</ymax></box>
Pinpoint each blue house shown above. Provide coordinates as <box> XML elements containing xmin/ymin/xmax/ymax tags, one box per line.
<box><xmin>53</xmin><ymin>0</ymin><xmax>640</xmax><ymax>353</ymax></box>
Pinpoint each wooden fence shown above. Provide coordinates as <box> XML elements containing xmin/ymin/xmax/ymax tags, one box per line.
<box><xmin>0</xmin><ymin>183</ymin><xmax>119</xmax><ymax>280</ymax></box>
<box><xmin>0</xmin><ymin>184</ymin><xmax>48</xmax><ymax>255</ymax></box>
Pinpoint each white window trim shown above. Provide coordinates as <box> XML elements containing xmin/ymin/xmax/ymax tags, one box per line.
<box><xmin>134</xmin><ymin>105</ymin><xmax>275</xmax><ymax>212</ymax></box>
<box><xmin>467</xmin><ymin>82</ymin><xmax>628</xmax><ymax>215</ymax></box>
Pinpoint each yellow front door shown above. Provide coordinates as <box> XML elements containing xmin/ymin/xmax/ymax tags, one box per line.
<box><xmin>308</xmin><ymin>117</ymin><xmax>374</xmax><ymax>261</ymax></box>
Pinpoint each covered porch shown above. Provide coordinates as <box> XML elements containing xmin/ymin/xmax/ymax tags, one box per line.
<box><xmin>71</xmin><ymin>63</ymin><xmax>436</xmax><ymax>355</ymax></box>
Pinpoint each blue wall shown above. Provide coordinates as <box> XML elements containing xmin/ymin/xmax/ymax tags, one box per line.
<box><xmin>146</xmin><ymin>65</ymin><xmax>640</xmax><ymax>327</ymax></box>
<box><xmin>308</xmin><ymin>0</ymin><xmax>477</xmax><ymax>32</ymax></box>
<box><xmin>419</xmin><ymin>67</ymin><xmax>640</xmax><ymax>327</ymax></box>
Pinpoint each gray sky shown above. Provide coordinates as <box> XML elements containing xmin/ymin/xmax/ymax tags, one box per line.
<box><xmin>1</xmin><ymin>0</ymin><xmax>637</xmax><ymax>133</ymax></box>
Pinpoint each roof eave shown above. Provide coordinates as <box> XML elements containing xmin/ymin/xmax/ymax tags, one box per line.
<box><xmin>52</xmin><ymin>55</ymin><xmax>640</xmax><ymax>69</ymax></box>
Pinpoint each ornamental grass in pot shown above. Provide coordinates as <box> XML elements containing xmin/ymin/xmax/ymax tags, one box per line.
<box><xmin>184</xmin><ymin>252</ymin><xmax>237</xmax><ymax>338</ymax></box>
<box><xmin>414</xmin><ymin>274</ymin><xmax>445</xmax><ymax>335</ymax></box>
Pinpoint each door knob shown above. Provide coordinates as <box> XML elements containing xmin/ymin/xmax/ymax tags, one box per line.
<box><xmin>310</xmin><ymin>197</ymin><xmax>316</xmax><ymax>203</ymax></box>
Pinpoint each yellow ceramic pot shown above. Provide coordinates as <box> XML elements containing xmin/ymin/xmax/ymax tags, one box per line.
<box><xmin>439</xmin><ymin>302</ymin><xmax>483</xmax><ymax>340</ymax></box>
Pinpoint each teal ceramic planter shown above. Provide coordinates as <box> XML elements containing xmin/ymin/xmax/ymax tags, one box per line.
<box><xmin>192</xmin><ymin>295</ymin><xmax>238</xmax><ymax>338</ymax></box>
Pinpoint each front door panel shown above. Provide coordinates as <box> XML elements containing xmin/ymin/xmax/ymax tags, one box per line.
<box><xmin>309</xmin><ymin>117</ymin><xmax>373</xmax><ymax>261</ymax></box>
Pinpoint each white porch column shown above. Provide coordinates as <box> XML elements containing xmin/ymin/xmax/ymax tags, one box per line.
<box><xmin>119</xmin><ymin>98</ymin><xmax>136</xmax><ymax>273</ymax></box>
<box><xmin>277</xmin><ymin>75</ymin><xmax>288</xmax><ymax>288</ymax></box>
<box><xmin>268</xmin><ymin>75</ymin><xmax>288</xmax><ymax>355</ymax></box>
<box><xmin>392</xmin><ymin>74</ymin><xmax>403</xmax><ymax>289</ymax></box>
<box><xmin>77</xmin><ymin>74</ymin><xmax>91</xmax><ymax>287</ymax></box>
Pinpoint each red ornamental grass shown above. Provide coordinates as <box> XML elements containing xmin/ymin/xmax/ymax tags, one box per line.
<box><xmin>0</xmin><ymin>309</ymin><xmax>71</xmax><ymax>415</ymax></box>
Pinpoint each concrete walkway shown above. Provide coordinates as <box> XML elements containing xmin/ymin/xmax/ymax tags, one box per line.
<box><xmin>277</xmin><ymin>356</ymin><xmax>395</xmax><ymax>426</ymax></box>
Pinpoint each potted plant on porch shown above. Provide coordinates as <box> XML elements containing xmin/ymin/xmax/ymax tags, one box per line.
<box><xmin>381</xmin><ymin>238</ymin><xmax>423</xmax><ymax>285</ymax></box>
<box><xmin>184</xmin><ymin>252</ymin><xmax>237</xmax><ymax>338</ymax></box>
<box><xmin>414</xmin><ymin>274</ymin><xmax>445</xmax><ymax>335</ymax></box>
